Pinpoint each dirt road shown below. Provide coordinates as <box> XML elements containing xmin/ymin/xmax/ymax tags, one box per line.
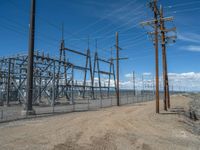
<box><xmin>0</xmin><ymin>95</ymin><xmax>199</xmax><ymax>150</ymax></box>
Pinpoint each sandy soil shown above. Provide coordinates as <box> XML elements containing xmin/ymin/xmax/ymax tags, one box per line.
<box><xmin>0</xmin><ymin>95</ymin><xmax>199</xmax><ymax>150</ymax></box>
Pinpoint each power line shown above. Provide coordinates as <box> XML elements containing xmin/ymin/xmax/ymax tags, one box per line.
<box><xmin>70</xmin><ymin>8</ymin><xmax>145</xmax><ymax>46</ymax></box>
<box><xmin>120</xmin><ymin>34</ymin><xmax>147</xmax><ymax>46</ymax></box>
<box><xmin>0</xmin><ymin>9</ymin><xmax>85</xmax><ymax>51</ymax></box>
<box><xmin>96</xmin><ymin>20</ymin><xmax>145</xmax><ymax>50</ymax></box>
<box><xmin>165</xmin><ymin>1</ymin><xmax>200</xmax><ymax>8</ymax></box>
<box><xmin>5</xmin><ymin>0</ymin><xmax>148</xmax><ymax>54</ymax></box>
<box><xmin>6</xmin><ymin>0</ymin><xmax>88</xmax><ymax>45</ymax></box>
<box><xmin>167</xmin><ymin>7</ymin><xmax>200</xmax><ymax>14</ymax></box>
<box><xmin>90</xmin><ymin>5</ymin><xmax>145</xmax><ymax>36</ymax></box>
<box><xmin>72</xmin><ymin>0</ymin><xmax>139</xmax><ymax>35</ymax></box>
<box><xmin>128</xmin><ymin>50</ymin><xmax>189</xmax><ymax>62</ymax></box>
<box><xmin>93</xmin><ymin>32</ymin><xmax>146</xmax><ymax>51</ymax></box>
<box><xmin>100</xmin><ymin>13</ymin><xmax>144</xmax><ymax>39</ymax></box>
<box><xmin>0</xmin><ymin>19</ymin><xmax>61</xmax><ymax>48</ymax></box>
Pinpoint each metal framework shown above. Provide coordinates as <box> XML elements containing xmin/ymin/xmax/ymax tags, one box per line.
<box><xmin>0</xmin><ymin>49</ymin><xmax>116</xmax><ymax>107</ymax></box>
<box><xmin>93</xmin><ymin>51</ymin><xmax>116</xmax><ymax>99</ymax></box>
<box><xmin>57</xmin><ymin>38</ymin><xmax>94</xmax><ymax>101</ymax></box>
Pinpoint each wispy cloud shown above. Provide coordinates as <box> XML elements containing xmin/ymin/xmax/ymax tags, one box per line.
<box><xmin>179</xmin><ymin>33</ymin><xmax>200</xmax><ymax>51</ymax></box>
<box><xmin>178</xmin><ymin>33</ymin><xmax>200</xmax><ymax>43</ymax></box>
<box><xmin>180</xmin><ymin>45</ymin><xmax>200</xmax><ymax>52</ymax></box>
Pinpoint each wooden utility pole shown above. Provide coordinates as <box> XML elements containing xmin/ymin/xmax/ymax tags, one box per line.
<box><xmin>25</xmin><ymin>0</ymin><xmax>36</xmax><ymax>115</ymax></box>
<box><xmin>160</xmin><ymin>5</ymin><xmax>167</xmax><ymax>111</ymax></box>
<box><xmin>116</xmin><ymin>32</ymin><xmax>120</xmax><ymax>106</ymax></box>
<box><xmin>159</xmin><ymin>5</ymin><xmax>176</xmax><ymax>109</ymax></box>
<box><xmin>113</xmin><ymin>33</ymin><xmax>128</xmax><ymax>106</ymax></box>
<box><xmin>153</xmin><ymin>0</ymin><xmax>160</xmax><ymax>113</ymax></box>
<box><xmin>141</xmin><ymin>0</ymin><xmax>176</xmax><ymax>113</ymax></box>
<box><xmin>166</xmin><ymin>65</ymin><xmax>170</xmax><ymax>108</ymax></box>
<box><xmin>140</xmin><ymin>0</ymin><xmax>160</xmax><ymax>113</ymax></box>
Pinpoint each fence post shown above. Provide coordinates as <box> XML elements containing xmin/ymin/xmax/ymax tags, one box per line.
<box><xmin>111</xmin><ymin>96</ymin><xmax>113</xmax><ymax>106</ymax></box>
<box><xmin>126</xmin><ymin>92</ymin><xmax>128</xmax><ymax>104</ymax></box>
<box><xmin>1</xmin><ymin>110</ymin><xmax>3</xmax><ymax>120</ymax></box>
<box><xmin>88</xmin><ymin>98</ymin><xmax>89</xmax><ymax>110</ymax></box>
<box><xmin>100</xmin><ymin>96</ymin><xmax>102</xmax><ymax>108</ymax></box>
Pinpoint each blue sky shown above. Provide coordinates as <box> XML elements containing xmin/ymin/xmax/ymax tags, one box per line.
<box><xmin>0</xmin><ymin>0</ymin><xmax>200</xmax><ymax>90</ymax></box>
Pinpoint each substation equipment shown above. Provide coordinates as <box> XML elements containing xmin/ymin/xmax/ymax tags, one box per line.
<box><xmin>0</xmin><ymin>47</ymin><xmax>116</xmax><ymax>107</ymax></box>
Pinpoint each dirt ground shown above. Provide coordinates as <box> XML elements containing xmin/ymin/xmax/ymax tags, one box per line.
<box><xmin>0</xmin><ymin>95</ymin><xmax>200</xmax><ymax>150</ymax></box>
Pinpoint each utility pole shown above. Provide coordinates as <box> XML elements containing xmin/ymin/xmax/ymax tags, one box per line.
<box><xmin>160</xmin><ymin>5</ymin><xmax>167</xmax><ymax>111</ymax></box>
<box><xmin>113</xmin><ymin>32</ymin><xmax>128</xmax><ymax>106</ymax></box>
<box><xmin>140</xmin><ymin>0</ymin><xmax>160</xmax><ymax>113</ymax></box>
<box><xmin>141</xmin><ymin>0</ymin><xmax>176</xmax><ymax>113</ymax></box>
<box><xmin>159</xmin><ymin>5</ymin><xmax>176</xmax><ymax>109</ymax></box>
<box><xmin>25</xmin><ymin>0</ymin><xmax>36</xmax><ymax>115</ymax></box>
<box><xmin>164</xmin><ymin>34</ymin><xmax>171</xmax><ymax>109</ymax></box>
<box><xmin>116</xmin><ymin>32</ymin><xmax>120</xmax><ymax>106</ymax></box>
<box><xmin>166</xmin><ymin>66</ymin><xmax>170</xmax><ymax>108</ymax></box>
<box><xmin>153</xmin><ymin>0</ymin><xmax>160</xmax><ymax>113</ymax></box>
<box><xmin>164</xmin><ymin>55</ymin><xmax>170</xmax><ymax>109</ymax></box>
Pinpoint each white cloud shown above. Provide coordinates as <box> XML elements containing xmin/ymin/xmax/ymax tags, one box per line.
<box><xmin>167</xmin><ymin>72</ymin><xmax>200</xmax><ymax>91</ymax></box>
<box><xmin>125</xmin><ymin>72</ymin><xmax>152</xmax><ymax>78</ymax></box>
<box><xmin>123</xmin><ymin>72</ymin><xmax>154</xmax><ymax>90</ymax></box>
<box><xmin>123</xmin><ymin>72</ymin><xmax>200</xmax><ymax>91</ymax></box>
<box><xmin>143</xmin><ymin>72</ymin><xmax>152</xmax><ymax>76</ymax></box>
<box><xmin>125</xmin><ymin>73</ymin><xmax>133</xmax><ymax>78</ymax></box>
<box><xmin>168</xmin><ymin>72</ymin><xmax>200</xmax><ymax>80</ymax></box>
<box><xmin>180</xmin><ymin>45</ymin><xmax>200</xmax><ymax>52</ymax></box>
<box><xmin>89</xmin><ymin>72</ymin><xmax>200</xmax><ymax>91</ymax></box>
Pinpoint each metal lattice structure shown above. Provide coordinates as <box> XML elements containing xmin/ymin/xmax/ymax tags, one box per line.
<box><xmin>0</xmin><ymin>48</ymin><xmax>116</xmax><ymax>107</ymax></box>
<box><xmin>93</xmin><ymin>52</ymin><xmax>116</xmax><ymax>99</ymax></box>
<box><xmin>58</xmin><ymin>39</ymin><xmax>95</xmax><ymax>101</ymax></box>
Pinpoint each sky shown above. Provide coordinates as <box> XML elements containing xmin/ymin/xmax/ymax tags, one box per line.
<box><xmin>0</xmin><ymin>0</ymin><xmax>200</xmax><ymax>91</ymax></box>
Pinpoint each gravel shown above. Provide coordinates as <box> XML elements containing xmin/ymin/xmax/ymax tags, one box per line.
<box><xmin>187</xmin><ymin>95</ymin><xmax>200</xmax><ymax>135</ymax></box>
<box><xmin>189</xmin><ymin>98</ymin><xmax>200</xmax><ymax>120</ymax></box>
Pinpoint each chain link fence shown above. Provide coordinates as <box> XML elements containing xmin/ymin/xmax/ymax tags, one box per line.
<box><xmin>0</xmin><ymin>91</ymin><xmax>155</xmax><ymax>123</ymax></box>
